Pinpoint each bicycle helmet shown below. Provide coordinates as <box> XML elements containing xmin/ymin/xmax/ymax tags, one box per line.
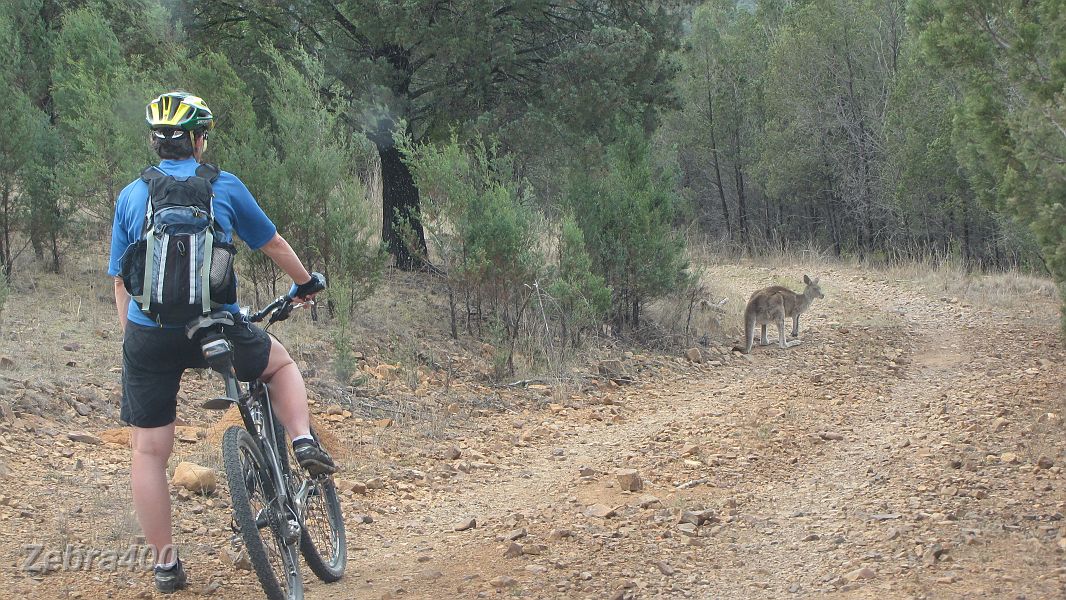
<box><xmin>145</xmin><ymin>91</ymin><xmax>214</xmax><ymax>131</ymax></box>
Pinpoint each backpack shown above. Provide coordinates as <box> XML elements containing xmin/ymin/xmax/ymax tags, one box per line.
<box><xmin>119</xmin><ymin>163</ymin><xmax>237</xmax><ymax>325</ymax></box>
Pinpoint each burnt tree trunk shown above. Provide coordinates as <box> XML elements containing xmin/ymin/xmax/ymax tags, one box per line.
<box><xmin>377</xmin><ymin>143</ymin><xmax>427</xmax><ymax>270</ymax></box>
<box><xmin>370</xmin><ymin>44</ymin><xmax>428</xmax><ymax>270</ymax></box>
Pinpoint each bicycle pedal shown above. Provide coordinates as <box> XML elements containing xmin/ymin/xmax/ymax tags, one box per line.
<box><xmin>202</xmin><ymin>397</ymin><xmax>235</xmax><ymax>410</ymax></box>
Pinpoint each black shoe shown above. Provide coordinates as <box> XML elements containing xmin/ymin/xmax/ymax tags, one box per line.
<box><xmin>154</xmin><ymin>559</ymin><xmax>188</xmax><ymax>594</ymax></box>
<box><xmin>294</xmin><ymin>439</ymin><xmax>337</xmax><ymax>476</ymax></box>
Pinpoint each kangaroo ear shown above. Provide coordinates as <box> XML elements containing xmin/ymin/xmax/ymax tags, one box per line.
<box><xmin>803</xmin><ymin>274</ymin><xmax>811</xmax><ymax>285</ymax></box>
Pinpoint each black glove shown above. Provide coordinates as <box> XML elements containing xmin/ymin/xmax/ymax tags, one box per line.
<box><xmin>288</xmin><ymin>272</ymin><xmax>327</xmax><ymax>300</ymax></box>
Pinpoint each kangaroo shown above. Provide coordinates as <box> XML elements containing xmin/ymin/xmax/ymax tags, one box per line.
<box><xmin>736</xmin><ymin>275</ymin><xmax>824</xmax><ymax>353</ymax></box>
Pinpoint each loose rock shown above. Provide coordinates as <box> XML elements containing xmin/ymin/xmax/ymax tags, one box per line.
<box><xmin>220</xmin><ymin>547</ymin><xmax>252</xmax><ymax>571</ymax></box>
<box><xmin>453</xmin><ymin>517</ymin><xmax>477</xmax><ymax>532</ymax></box>
<box><xmin>489</xmin><ymin>575</ymin><xmax>517</xmax><ymax>589</ymax></box>
<box><xmin>845</xmin><ymin>567</ymin><xmax>876</xmax><ymax>581</ymax></box>
<box><xmin>616</xmin><ymin>468</ymin><xmax>643</xmax><ymax>492</ymax></box>
<box><xmin>585</xmin><ymin>504</ymin><xmax>617</xmax><ymax>518</ymax></box>
<box><xmin>67</xmin><ymin>431</ymin><xmax>102</xmax><ymax>445</ymax></box>
<box><xmin>655</xmin><ymin>561</ymin><xmax>675</xmax><ymax>576</ymax></box>
<box><xmin>172</xmin><ymin>462</ymin><xmax>217</xmax><ymax>495</ymax></box>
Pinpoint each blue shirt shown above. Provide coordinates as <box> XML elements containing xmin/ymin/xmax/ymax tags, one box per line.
<box><xmin>108</xmin><ymin>158</ymin><xmax>277</xmax><ymax>327</ymax></box>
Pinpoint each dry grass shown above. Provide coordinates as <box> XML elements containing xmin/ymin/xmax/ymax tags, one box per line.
<box><xmin>882</xmin><ymin>261</ymin><xmax>1057</xmax><ymax>310</ymax></box>
<box><xmin>687</xmin><ymin>238</ymin><xmax>1059</xmax><ymax>319</ymax></box>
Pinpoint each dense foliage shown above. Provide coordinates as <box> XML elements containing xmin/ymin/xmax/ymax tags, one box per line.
<box><xmin>912</xmin><ymin>0</ymin><xmax>1065</xmax><ymax>323</ymax></box>
<box><xmin>1</xmin><ymin>0</ymin><xmax>1063</xmax><ymax>341</ymax></box>
<box><xmin>186</xmin><ymin>0</ymin><xmax>682</xmax><ymax>269</ymax></box>
<box><xmin>666</xmin><ymin>0</ymin><xmax>1048</xmax><ymax>273</ymax></box>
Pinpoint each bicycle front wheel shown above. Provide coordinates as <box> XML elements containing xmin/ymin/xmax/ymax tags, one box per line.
<box><xmin>272</xmin><ymin>420</ymin><xmax>347</xmax><ymax>582</ymax></box>
<box><xmin>298</xmin><ymin>431</ymin><xmax>346</xmax><ymax>581</ymax></box>
<box><xmin>222</xmin><ymin>425</ymin><xmax>304</xmax><ymax>600</ymax></box>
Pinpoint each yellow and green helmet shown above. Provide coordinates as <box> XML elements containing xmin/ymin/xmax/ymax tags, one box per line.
<box><xmin>145</xmin><ymin>92</ymin><xmax>214</xmax><ymax>131</ymax></box>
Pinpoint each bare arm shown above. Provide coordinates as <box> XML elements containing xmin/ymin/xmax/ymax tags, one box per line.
<box><xmin>113</xmin><ymin>277</ymin><xmax>129</xmax><ymax>332</ymax></box>
<box><xmin>258</xmin><ymin>233</ymin><xmax>313</xmax><ymax>292</ymax></box>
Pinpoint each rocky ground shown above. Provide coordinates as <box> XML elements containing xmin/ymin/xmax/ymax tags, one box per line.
<box><xmin>0</xmin><ymin>262</ymin><xmax>1062</xmax><ymax>599</ymax></box>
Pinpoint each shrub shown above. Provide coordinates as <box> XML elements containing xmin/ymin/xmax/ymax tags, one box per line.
<box><xmin>567</xmin><ymin>126</ymin><xmax>690</xmax><ymax>333</ymax></box>
<box><xmin>238</xmin><ymin>50</ymin><xmax>384</xmax><ymax>309</ymax></box>
<box><xmin>404</xmin><ymin>134</ymin><xmax>544</xmax><ymax>375</ymax></box>
<box><xmin>546</xmin><ymin>215</ymin><xmax>611</xmax><ymax>346</ymax></box>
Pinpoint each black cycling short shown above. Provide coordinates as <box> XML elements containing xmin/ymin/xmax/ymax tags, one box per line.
<box><xmin>120</xmin><ymin>316</ymin><xmax>272</xmax><ymax>428</ymax></box>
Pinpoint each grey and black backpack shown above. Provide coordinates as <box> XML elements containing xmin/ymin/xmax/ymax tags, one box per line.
<box><xmin>119</xmin><ymin>163</ymin><xmax>237</xmax><ymax>325</ymax></box>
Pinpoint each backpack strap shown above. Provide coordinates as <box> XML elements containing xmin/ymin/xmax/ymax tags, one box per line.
<box><xmin>139</xmin><ymin>165</ymin><xmax>167</xmax><ymax>237</ymax></box>
<box><xmin>195</xmin><ymin>163</ymin><xmax>221</xmax><ymax>183</ymax></box>
<box><xmin>140</xmin><ymin>165</ymin><xmax>167</xmax><ymax>182</ymax></box>
<box><xmin>135</xmin><ymin>165</ymin><xmax>167</xmax><ymax>309</ymax></box>
<box><xmin>195</xmin><ymin>163</ymin><xmax>221</xmax><ymax>313</ymax></box>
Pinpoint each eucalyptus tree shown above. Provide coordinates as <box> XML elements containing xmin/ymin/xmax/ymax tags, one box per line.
<box><xmin>913</xmin><ymin>0</ymin><xmax>1066</xmax><ymax>322</ymax></box>
<box><xmin>185</xmin><ymin>0</ymin><xmax>681</xmax><ymax>268</ymax></box>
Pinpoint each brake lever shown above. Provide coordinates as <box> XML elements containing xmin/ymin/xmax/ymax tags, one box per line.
<box><xmin>267</xmin><ymin>299</ymin><xmax>315</xmax><ymax>325</ymax></box>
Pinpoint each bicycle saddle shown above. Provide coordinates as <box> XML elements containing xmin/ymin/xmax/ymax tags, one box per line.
<box><xmin>185</xmin><ymin>310</ymin><xmax>235</xmax><ymax>340</ymax></box>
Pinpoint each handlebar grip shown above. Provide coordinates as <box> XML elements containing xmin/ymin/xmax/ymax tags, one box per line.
<box><xmin>248</xmin><ymin>296</ymin><xmax>286</xmax><ymax>323</ymax></box>
<box><xmin>290</xmin><ymin>272</ymin><xmax>327</xmax><ymax>299</ymax></box>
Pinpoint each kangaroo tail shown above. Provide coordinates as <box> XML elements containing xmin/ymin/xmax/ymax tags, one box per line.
<box><xmin>734</xmin><ymin>308</ymin><xmax>756</xmax><ymax>354</ymax></box>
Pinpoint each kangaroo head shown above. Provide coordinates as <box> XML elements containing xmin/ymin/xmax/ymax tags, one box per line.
<box><xmin>802</xmin><ymin>274</ymin><xmax>824</xmax><ymax>299</ymax></box>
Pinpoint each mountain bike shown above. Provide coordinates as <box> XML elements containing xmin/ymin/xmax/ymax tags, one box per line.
<box><xmin>188</xmin><ymin>281</ymin><xmax>345</xmax><ymax>600</ymax></box>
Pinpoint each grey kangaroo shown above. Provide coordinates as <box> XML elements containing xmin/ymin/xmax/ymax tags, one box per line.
<box><xmin>736</xmin><ymin>275</ymin><xmax>824</xmax><ymax>353</ymax></box>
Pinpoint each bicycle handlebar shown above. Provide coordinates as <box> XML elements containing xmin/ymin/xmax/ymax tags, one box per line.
<box><xmin>248</xmin><ymin>272</ymin><xmax>326</xmax><ymax>324</ymax></box>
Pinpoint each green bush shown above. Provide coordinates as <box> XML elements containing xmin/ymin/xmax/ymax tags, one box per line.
<box><xmin>546</xmin><ymin>215</ymin><xmax>611</xmax><ymax>346</ymax></box>
<box><xmin>238</xmin><ymin>50</ymin><xmax>385</xmax><ymax>307</ymax></box>
<box><xmin>405</xmin><ymin>134</ymin><xmax>545</xmax><ymax>375</ymax></box>
<box><xmin>567</xmin><ymin>126</ymin><xmax>690</xmax><ymax>333</ymax></box>
<box><xmin>328</xmin><ymin>276</ymin><xmax>358</xmax><ymax>382</ymax></box>
<box><xmin>405</xmin><ymin>134</ymin><xmax>542</xmax><ymax>332</ymax></box>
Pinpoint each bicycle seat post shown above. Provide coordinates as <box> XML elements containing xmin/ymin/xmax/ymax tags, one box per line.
<box><xmin>199</xmin><ymin>333</ymin><xmax>240</xmax><ymax>401</ymax></box>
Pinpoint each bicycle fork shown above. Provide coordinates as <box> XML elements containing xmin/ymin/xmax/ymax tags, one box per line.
<box><xmin>240</xmin><ymin>386</ymin><xmax>303</xmax><ymax>545</ymax></box>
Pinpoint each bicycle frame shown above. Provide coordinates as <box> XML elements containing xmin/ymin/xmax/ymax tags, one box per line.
<box><xmin>229</xmin><ymin>375</ymin><xmax>317</xmax><ymax>545</ymax></box>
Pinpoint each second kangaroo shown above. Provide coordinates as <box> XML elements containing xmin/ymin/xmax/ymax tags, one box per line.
<box><xmin>737</xmin><ymin>275</ymin><xmax>824</xmax><ymax>353</ymax></box>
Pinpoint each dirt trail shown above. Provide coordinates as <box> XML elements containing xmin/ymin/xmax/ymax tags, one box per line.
<box><xmin>305</xmin><ymin>271</ymin><xmax>1065</xmax><ymax>599</ymax></box>
<box><xmin>1</xmin><ymin>267</ymin><xmax>1062</xmax><ymax>600</ymax></box>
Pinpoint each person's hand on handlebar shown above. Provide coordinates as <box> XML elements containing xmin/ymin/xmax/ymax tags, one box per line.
<box><xmin>288</xmin><ymin>272</ymin><xmax>327</xmax><ymax>303</ymax></box>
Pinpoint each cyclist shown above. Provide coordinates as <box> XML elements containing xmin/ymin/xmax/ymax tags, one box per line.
<box><xmin>107</xmin><ymin>91</ymin><xmax>336</xmax><ymax>593</ymax></box>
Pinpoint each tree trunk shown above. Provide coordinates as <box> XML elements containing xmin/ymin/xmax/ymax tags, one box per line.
<box><xmin>1</xmin><ymin>182</ymin><xmax>11</xmax><ymax>276</ymax></box>
<box><xmin>840</xmin><ymin>28</ymin><xmax>875</xmax><ymax>253</ymax></box>
<box><xmin>727</xmin><ymin>85</ymin><xmax>750</xmax><ymax>250</ymax></box>
<box><xmin>706</xmin><ymin>91</ymin><xmax>732</xmax><ymax>242</ymax></box>
<box><xmin>762</xmin><ymin>191</ymin><xmax>773</xmax><ymax>250</ymax></box>
<box><xmin>50</xmin><ymin>229</ymin><xmax>60</xmax><ymax>273</ymax></box>
<box><xmin>377</xmin><ymin>143</ymin><xmax>427</xmax><ymax>270</ymax></box>
<box><xmin>368</xmin><ymin>43</ymin><xmax>427</xmax><ymax>270</ymax></box>
<box><xmin>733</xmin><ymin>158</ymin><xmax>750</xmax><ymax>251</ymax></box>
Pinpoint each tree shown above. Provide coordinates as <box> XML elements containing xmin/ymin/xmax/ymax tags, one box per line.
<box><xmin>0</xmin><ymin>2</ymin><xmax>53</xmax><ymax>275</ymax></box>
<box><xmin>547</xmin><ymin>215</ymin><xmax>610</xmax><ymax>347</ymax></box>
<box><xmin>258</xmin><ymin>51</ymin><xmax>384</xmax><ymax>303</ymax></box>
<box><xmin>51</xmin><ymin>7</ymin><xmax>151</xmax><ymax>228</ymax></box>
<box><xmin>568</xmin><ymin>126</ymin><xmax>689</xmax><ymax>333</ymax></box>
<box><xmin>186</xmin><ymin>0</ymin><xmax>681</xmax><ymax>269</ymax></box>
<box><xmin>673</xmin><ymin>0</ymin><xmax>768</xmax><ymax>250</ymax></box>
<box><xmin>760</xmin><ymin>0</ymin><xmax>905</xmax><ymax>254</ymax></box>
<box><xmin>882</xmin><ymin>38</ymin><xmax>1014</xmax><ymax>267</ymax></box>
<box><xmin>405</xmin><ymin>134</ymin><xmax>544</xmax><ymax>375</ymax></box>
<box><xmin>913</xmin><ymin>0</ymin><xmax>1066</xmax><ymax>323</ymax></box>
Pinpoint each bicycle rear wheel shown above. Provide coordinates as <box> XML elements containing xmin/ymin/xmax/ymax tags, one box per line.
<box><xmin>222</xmin><ymin>425</ymin><xmax>304</xmax><ymax>600</ymax></box>
<box><xmin>273</xmin><ymin>420</ymin><xmax>347</xmax><ymax>582</ymax></box>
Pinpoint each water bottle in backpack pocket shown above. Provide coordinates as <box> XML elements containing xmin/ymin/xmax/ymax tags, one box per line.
<box><xmin>120</xmin><ymin>163</ymin><xmax>237</xmax><ymax>325</ymax></box>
